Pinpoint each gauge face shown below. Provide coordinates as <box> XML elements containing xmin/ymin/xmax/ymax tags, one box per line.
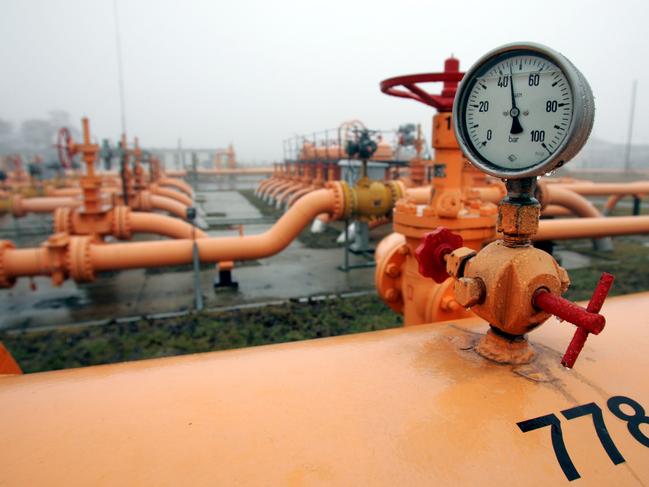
<box><xmin>454</xmin><ymin>43</ymin><xmax>594</xmax><ymax>178</ymax></box>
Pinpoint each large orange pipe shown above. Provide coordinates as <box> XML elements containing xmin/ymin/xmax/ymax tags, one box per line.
<box><xmin>129</xmin><ymin>212</ymin><xmax>207</xmax><ymax>239</ymax></box>
<box><xmin>150</xmin><ymin>185</ymin><xmax>193</xmax><ymax>206</ymax></box>
<box><xmin>156</xmin><ymin>177</ymin><xmax>193</xmax><ymax>197</ymax></box>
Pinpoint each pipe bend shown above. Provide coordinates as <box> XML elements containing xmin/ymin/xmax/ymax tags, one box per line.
<box><xmin>156</xmin><ymin>177</ymin><xmax>193</xmax><ymax>197</ymax></box>
<box><xmin>149</xmin><ymin>194</ymin><xmax>190</xmax><ymax>219</ymax></box>
<box><xmin>129</xmin><ymin>212</ymin><xmax>207</xmax><ymax>239</ymax></box>
<box><xmin>542</xmin><ymin>186</ymin><xmax>602</xmax><ymax>219</ymax></box>
<box><xmin>150</xmin><ymin>185</ymin><xmax>193</xmax><ymax>207</ymax></box>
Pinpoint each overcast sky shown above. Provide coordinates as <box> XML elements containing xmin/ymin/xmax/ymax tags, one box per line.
<box><xmin>1</xmin><ymin>0</ymin><xmax>647</xmax><ymax>162</ymax></box>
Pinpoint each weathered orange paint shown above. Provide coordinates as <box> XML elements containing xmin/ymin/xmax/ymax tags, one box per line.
<box><xmin>0</xmin><ymin>292</ymin><xmax>647</xmax><ymax>485</ymax></box>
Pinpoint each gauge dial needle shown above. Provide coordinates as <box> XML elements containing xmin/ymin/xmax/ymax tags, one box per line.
<box><xmin>509</xmin><ymin>65</ymin><xmax>524</xmax><ymax>135</ymax></box>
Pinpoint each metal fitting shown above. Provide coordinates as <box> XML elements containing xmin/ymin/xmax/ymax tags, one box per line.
<box><xmin>454</xmin><ymin>277</ymin><xmax>485</xmax><ymax>307</ymax></box>
<box><xmin>445</xmin><ymin>247</ymin><xmax>476</xmax><ymax>279</ymax></box>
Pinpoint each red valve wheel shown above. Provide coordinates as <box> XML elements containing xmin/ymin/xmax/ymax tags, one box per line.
<box><xmin>55</xmin><ymin>127</ymin><xmax>75</xmax><ymax>169</ymax></box>
<box><xmin>415</xmin><ymin>227</ymin><xmax>464</xmax><ymax>283</ymax></box>
<box><xmin>380</xmin><ymin>57</ymin><xmax>464</xmax><ymax>112</ymax></box>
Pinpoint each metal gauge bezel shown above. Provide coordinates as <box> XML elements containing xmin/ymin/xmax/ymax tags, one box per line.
<box><xmin>453</xmin><ymin>42</ymin><xmax>594</xmax><ymax>178</ymax></box>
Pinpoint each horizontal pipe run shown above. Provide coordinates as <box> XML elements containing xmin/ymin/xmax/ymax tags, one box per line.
<box><xmin>535</xmin><ymin>216</ymin><xmax>649</xmax><ymax>240</ymax></box>
<box><xmin>554</xmin><ymin>181</ymin><xmax>649</xmax><ymax>196</ymax></box>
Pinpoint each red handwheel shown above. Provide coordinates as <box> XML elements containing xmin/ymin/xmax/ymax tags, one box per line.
<box><xmin>380</xmin><ymin>57</ymin><xmax>463</xmax><ymax>112</ymax></box>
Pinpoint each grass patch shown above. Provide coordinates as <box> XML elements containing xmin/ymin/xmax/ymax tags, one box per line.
<box><xmin>558</xmin><ymin>236</ymin><xmax>649</xmax><ymax>301</ymax></box>
<box><xmin>1</xmin><ymin>293</ymin><xmax>402</xmax><ymax>373</ymax></box>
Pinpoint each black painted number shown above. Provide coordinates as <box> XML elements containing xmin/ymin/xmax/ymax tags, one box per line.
<box><xmin>561</xmin><ymin>402</ymin><xmax>625</xmax><ymax>465</ymax></box>
<box><xmin>517</xmin><ymin>396</ymin><xmax>648</xmax><ymax>482</ymax></box>
<box><xmin>478</xmin><ymin>101</ymin><xmax>489</xmax><ymax>112</ymax></box>
<box><xmin>546</xmin><ymin>100</ymin><xmax>558</xmax><ymax>112</ymax></box>
<box><xmin>528</xmin><ymin>73</ymin><xmax>540</xmax><ymax>86</ymax></box>
<box><xmin>518</xmin><ymin>414</ymin><xmax>580</xmax><ymax>481</ymax></box>
<box><xmin>608</xmin><ymin>396</ymin><xmax>649</xmax><ymax>447</ymax></box>
<box><xmin>530</xmin><ymin>130</ymin><xmax>545</xmax><ymax>142</ymax></box>
<box><xmin>497</xmin><ymin>75</ymin><xmax>509</xmax><ymax>87</ymax></box>
<box><xmin>486</xmin><ymin>129</ymin><xmax>492</xmax><ymax>141</ymax></box>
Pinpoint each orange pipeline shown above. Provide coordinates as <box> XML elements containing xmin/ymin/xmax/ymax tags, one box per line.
<box><xmin>533</xmin><ymin>215</ymin><xmax>649</xmax><ymax>240</ymax></box>
<box><xmin>129</xmin><ymin>212</ymin><xmax>207</xmax><ymax>239</ymax></box>
<box><xmin>554</xmin><ymin>181</ymin><xmax>649</xmax><ymax>196</ymax></box>
<box><xmin>0</xmin><ymin>189</ymin><xmax>337</xmax><ymax>283</ymax></box>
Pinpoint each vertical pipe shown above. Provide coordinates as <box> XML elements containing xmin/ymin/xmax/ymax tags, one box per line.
<box><xmin>624</xmin><ymin>79</ymin><xmax>638</xmax><ymax>173</ymax></box>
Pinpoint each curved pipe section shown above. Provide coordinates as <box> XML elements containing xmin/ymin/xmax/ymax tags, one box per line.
<box><xmin>149</xmin><ymin>194</ymin><xmax>190</xmax><ymax>220</ymax></box>
<box><xmin>287</xmin><ymin>186</ymin><xmax>316</xmax><ymax>208</ymax></box>
<box><xmin>130</xmin><ymin>212</ymin><xmax>207</xmax><ymax>239</ymax></box>
<box><xmin>150</xmin><ymin>185</ymin><xmax>193</xmax><ymax>207</ymax></box>
<box><xmin>156</xmin><ymin>177</ymin><xmax>193</xmax><ymax>197</ymax></box>
<box><xmin>540</xmin><ymin>185</ymin><xmax>613</xmax><ymax>250</ymax></box>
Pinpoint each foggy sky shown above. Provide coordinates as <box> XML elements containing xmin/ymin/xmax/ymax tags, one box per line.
<box><xmin>1</xmin><ymin>0</ymin><xmax>647</xmax><ymax>163</ymax></box>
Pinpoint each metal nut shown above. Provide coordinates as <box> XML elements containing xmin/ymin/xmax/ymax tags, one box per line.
<box><xmin>454</xmin><ymin>277</ymin><xmax>486</xmax><ymax>308</ymax></box>
<box><xmin>446</xmin><ymin>247</ymin><xmax>476</xmax><ymax>279</ymax></box>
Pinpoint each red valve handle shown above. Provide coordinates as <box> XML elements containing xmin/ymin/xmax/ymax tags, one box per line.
<box><xmin>55</xmin><ymin>127</ymin><xmax>75</xmax><ymax>169</ymax></box>
<box><xmin>532</xmin><ymin>272</ymin><xmax>614</xmax><ymax>368</ymax></box>
<box><xmin>415</xmin><ymin>227</ymin><xmax>464</xmax><ymax>283</ymax></box>
<box><xmin>380</xmin><ymin>57</ymin><xmax>464</xmax><ymax>112</ymax></box>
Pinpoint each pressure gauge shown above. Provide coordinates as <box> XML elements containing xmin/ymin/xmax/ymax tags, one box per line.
<box><xmin>453</xmin><ymin>43</ymin><xmax>594</xmax><ymax>178</ymax></box>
